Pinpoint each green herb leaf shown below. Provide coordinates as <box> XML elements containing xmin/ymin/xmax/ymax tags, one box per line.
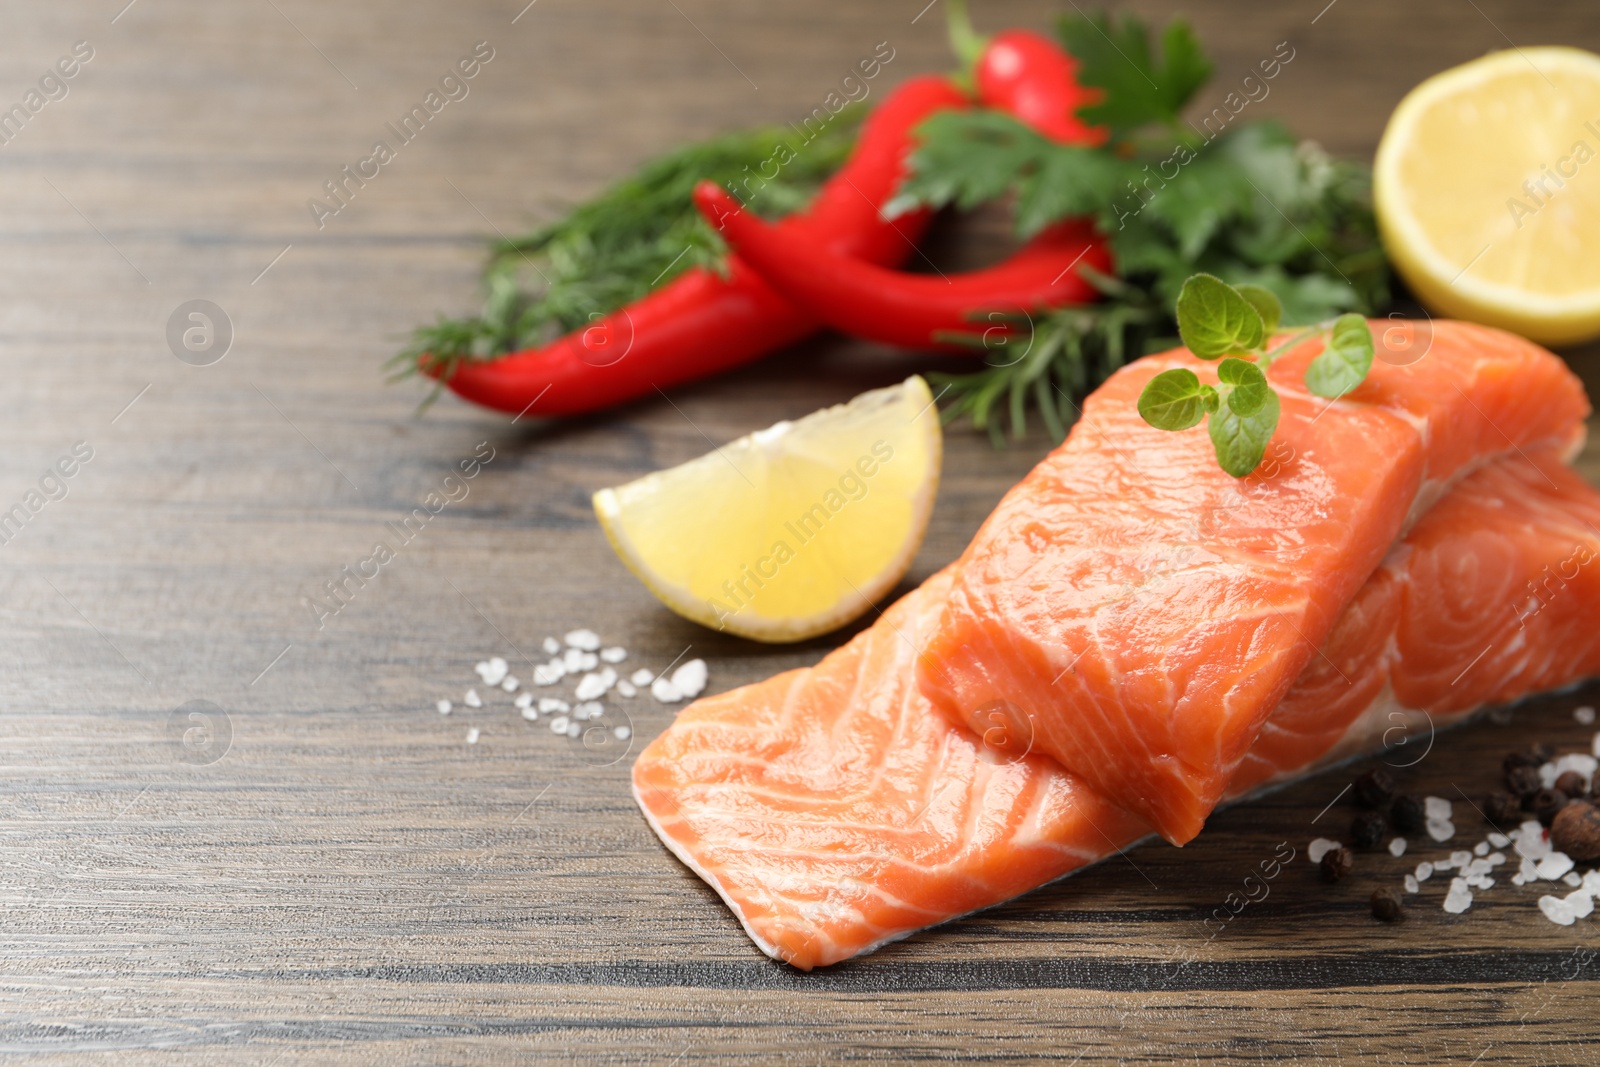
<box><xmin>1233</xmin><ymin>284</ymin><xmax>1282</xmax><ymax>336</ymax></box>
<box><xmin>1138</xmin><ymin>368</ymin><xmax>1215</xmax><ymax>431</ymax></box>
<box><xmin>1057</xmin><ymin>12</ymin><xmax>1211</xmax><ymax>136</ymax></box>
<box><xmin>1304</xmin><ymin>313</ymin><xmax>1375</xmax><ymax>399</ymax></box>
<box><xmin>1175</xmin><ymin>273</ymin><xmax>1265</xmax><ymax>359</ymax></box>
<box><xmin>886</xmin><ymin>111</ymin><xmax>1054</xmax><ymax>219</ymax></box>
<box><xmin>1015</xmin><ymin>144</ymin><xmax>1126</xmax><ymax>238</ymax></box>
<box><xmin>1217</xmin><ymin>356</ymin><xmax>1270</xmax><ymax>416</ymax></box>
<box><xmin>1208</xmin><ymin>385</ymin><xmax>1280</xmax><ymax>477</ymax></box>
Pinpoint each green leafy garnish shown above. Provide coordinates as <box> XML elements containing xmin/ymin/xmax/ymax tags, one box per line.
<box><xmin>890</xmin><ymin>10</ymin><xmax>1389</xmax><ymax>443</ymax></box>
<box><xmin>392</xmin><ymin>110</ymin><xmax>864</xmax><ymax>387</ymax></box>
<box><xmin>1137</xmin><ymin>273</ymin><xmax>1376</xmax><ymax>477</ymax></box>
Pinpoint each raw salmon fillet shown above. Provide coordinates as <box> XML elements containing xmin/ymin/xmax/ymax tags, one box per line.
<box><xmin>916</xmin><ymin>321</ymin><xmax>1588</xmax><ymax>843</ymax></box>
<box><xmin>634</xmin><ymin>449</ymin><xmax>1600</xmax><ymax>970</ymax></box>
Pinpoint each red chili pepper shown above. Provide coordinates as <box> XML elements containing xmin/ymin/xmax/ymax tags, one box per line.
<box><xmin>975</xmin><ymin>29</ymin><xmax>1106</xmax><ymax>146</ymax></box>
<box><xmin>427</xmin><ymin>75</ymin><xmax>968</xmax><ymax>418</ymax></box>
<box><xmin>694</xmin><ymin>181</ymin><xmax>1111</xmax><ymax>352</ymax></box>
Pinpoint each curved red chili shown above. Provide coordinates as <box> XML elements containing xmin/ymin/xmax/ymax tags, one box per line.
<box><xmin>427</xmin><ymin>75</ymin><xmax>969</xmax><ymax>418</ymax></box>
<box><xmin>695</xmin><ymin>181</ymin><xmax>1111</xmax><ymax>352</ymax></box>
<box><xmin>975</xmin><ymin>29</ymin><xmax>1106</xmax><ymax>146</ymax></box>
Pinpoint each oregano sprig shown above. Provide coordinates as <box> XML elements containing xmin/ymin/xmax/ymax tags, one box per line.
<box><xmin>1138</xmin><ymin>273</ymin><xmax>1375</xmax><ymax>477</ymax></box>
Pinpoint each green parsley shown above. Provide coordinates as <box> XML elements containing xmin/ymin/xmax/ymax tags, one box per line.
<box><xmin>391</xmin><ymin>110</ymin><xmax>864</xmax><ymax>386</ymax></box>
<box><xmin>891</xmin><ymin>10</ymin><xmax>1389</xmax><ymax>443</ymax></box>
<box><xmin>1138</xmin><ymin>273</ymin><xmax>1375</xmax><ymax>476</ymax></box>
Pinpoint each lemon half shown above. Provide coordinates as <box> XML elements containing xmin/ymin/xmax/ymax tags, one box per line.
<box><xmin>594</xmin><ymin>376</ymin><xmax>942</xmax><ymax>643</ymax></box>
<box><xmin>1375</xmin><ymin>46</ymin><xmax>1600</xmax><ymax>345</ymax></box>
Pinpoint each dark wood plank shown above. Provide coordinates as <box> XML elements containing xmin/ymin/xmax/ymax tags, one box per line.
<box><xmin>0</xmin><ymin>0</ymin><xmax>1597</xmax><ymax>1063</ymax></box>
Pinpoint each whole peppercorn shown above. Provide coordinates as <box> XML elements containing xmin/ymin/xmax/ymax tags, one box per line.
<box><xmin>1484</xmin><ymin>791</ymin><xmax>1521</xmax><ymax>829</ymax></box>
<box><xmin>1506</xmin><ymin>764</ymin><xmax>1543</xmax><ymax>799</ymax></box>
<box><xmin>1390</xmin><ymin>794</ymin><xmax>1426</xmax><ymax>834</ymax></box>
<box><xmin>1503</xmin><ymin>750</ymin><xmax>1541</xmax><ymax>775</ymax></box>
<box><xmin>1351</xmin><ymin>810</ymin><xmax>1387</xmax><ymax>849</ymax></box>
<box><xmin>1321</xmin><ymin>846</ymin><xmax>1355</xmax><ymax>882</ymax></box>
<box><xmin>1551</xmin><ymin>801</ymin><xmax>1600</xmax><ymax>863</ymax></box>
<box><xmin>1531</xmin><ymin>788</ymin><xmax>1570</xmax><ymax>827</ymax></box>
<box><xmin>1371</xmin><ymin>886</ymin><xmax>1406</xmax><ymax>922</ymax></box>
<box><xmin>1554</xmin><ymin>771</ymin><xmax>1587</xmax><ymax>798</ymax></box>
<box><xmin>1354</xmin><ymin>769</ymin><xmax>1397</xmax><ymax>809</ymax></box>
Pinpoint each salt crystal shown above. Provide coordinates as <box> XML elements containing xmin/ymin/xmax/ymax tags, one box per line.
<box><xmin>480</xmin><ymin>658</ymin><xmax>508</xmax><ymax>686</ymax></box>
<box><xmin>1488</xmin><ymin>852</ymin><xmax>1507</xmax><ymax>866</ymax></box>
<box><xmin>1514</xmin><ymin>821</ymin><xmax>1551</xmax><ymax>861</ymax></box>
<box><xmin>514</xmin><ymin>692</ymin><xmax>534</xmax><ymax>710</ymax></box>
<box><xmin>1404</xmin><ymin>874</ymin><xmax>1420</xmax><ymax>894</ymax></box>
<box><xmin>1576</xmin><ymin>705</ymin><xmax>1596</xmax><ymax>725</ymax></box>
<box><xmin>1473</xmin><ymin>842</ymin><xmax>1489</xmax><ymax>857</ymax></box>
<box><xmin>1537</xmin><ymin>853</ymin><xmax>1575</xmax><ymax>881</ymax></box>
<box><xmin>1488</xmin><ymin>832</ymin><xmax>1510</xmax><ymax>848</ymax></box>
<box><xmin>548</xmin><ymin>715</ymin><xmax>571</xmax><ymax>734</ymax></box>
<box><xmin>538</xmin><ymin>697</ymin><xmax>569</xmax><ymax>713</ymax></box>
<box><xmin>464</xmin><ymin>688</ymin><xmax>483</xmax><ymax>708</ymax></box>
<box><xmin>1434</xmin><ymin>857</ymin><xmax>1456</xmax><ymax>872</ymax></box>
<box><xmin>1466</xmin><ymin>858</ymin><xmax>1492</xmax><ymax>877</ymax></box>
<box><xmin>1450</xmin><ymin>850</ymin><xmax>1472</xmax><ymax>867</ymax></box>
<box><xmin>1563</xmin><ymin>872</ymin><xmax>1583</xmax><ymax>888</ymax></box>
<box><xmin>1465</xmin><ymin>874</ymin><xmax>1491</xmax><ymax>890</ymax></box>
<box><xmin>1584</xmin><ymin>870</ymin><xmax>1600</xmax><ymax>893</ymax></box>
<box><xmin>562</xmin><ymin>648</ymin><xmax>586</xmax><ymax>671</ymax></box>
<box><xmin>600</xmin><ymin>646</ymin><xmax>627</xmax><ymax>663</ymax></box>
<box><xmin>574</xmin><ymin>701</ymin><xmax>603</xmax><ymax>720</ymax></box>
<box><xmin>437</xmin><ymin>700</ymin><xmax>453</xmax><ymax>715</ymax></box>
<box><xmin>520</xmin><ymin>705</ymin><xmax>538</xmax><ymax>722</ymax></box>
<box><xmin>1519</xmin><ymin>857</ymin><xmax>1539</xmax><ymax>881</ymax></box>
<box><xmin>501</xmin><ymin>676</ymin><xmax>519</xmax><ymax>692</ymax></box>
<box><xmin>466</xmin><ymin>727</ymin><xmax>480</xmax><ymax>744</ymax></box>
<box><xmin>564</xmin><ymin>628</ymin><xmax>601</xmax><ymax>651</ymax></box>
<box><xmin>1513</xmin><ymin>874</ymin><xmax>1527</xmax><ymax>886</ymax></box>
<box><xmin>567</xmin><ymin>721</ymin><xmax>581</xmax><ymax>738</ymax></box>
<box><xmin>1388</xmin><ymin>838</ymin><xmax>1407</xmax><ymax>857</ymax></box>
<box><xmin>1425</xmin><ymin>796</ymin><xmax>1452</xmax><ymax>821</ymax></box>
<box><xmin>652</xmin><ymin>676</ymin><xmax>684</xmax><ymax>703</ymax></box>
<box><xmin>1443</xmin><ymin>878</ymin><xmax>1473</xmax><ymax>914</ymax></box>
<box><xmin>577</xmin><ymin>651</ymin><xmax>599</xmax><ymax>671</ymax></box>
<box><xmin>574</xmin><ymin>672</ymin><xmax>612</xmax><ymax>701</ymax></box>
<box><xmin>1539</xmin><ymin>894</ymin><xmax>1577</xmax><ymax>925</ymax></box>
<box><xmin>617</xmin><ymin>680</ymin><xmax>637</xmax><ymax>698</ymax></box>
<box><xmin>533</xmin><ymin>662</ymin><xmax>565</xmax><ymax>686</ymax></box>
<box><xmin>1567</xmin><ymin>889</ymin><xmax>1595</xmax><ymax>919</ymax></box>
<box><xmin>542</xmin><ymin>637</ymin><xmax>561</xmax><ymax>655</ymax></box>
<box><xmin>613</xmin><ymin>725</ymin><xmax>632</xmax><ymax>741</ymax></box>
<box><xmin>1308</xmin><ymin>838</ymin><xmax>1341</xmax><ymax>864</ymax></box>
<box><xmin>1415</xmin><ymin>861</ymin><xmax>1434</xmax><ymax>882</ymax></box>
<box><xmin>631</xmin><ymin>668</ymin><xmax>654</xmax><ymax>686</ymax></box>
<box><xmin>671</xmin><ymin>659</ymin><xmax>708</xmax><ymax>699</ymax></box>
<box><xmin>1426</xmin><ymin>818</ymin><xmax>1455</xmax><ymax>842</ymax></box>
<box><xmin>473</xmin><ymin>660</ymin><xmax>490</xmax><ymax>679</ymax></box>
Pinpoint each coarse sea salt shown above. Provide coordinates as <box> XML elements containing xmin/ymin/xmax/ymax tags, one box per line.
<box><xmin>671</xmin><ymin>659</ymin><xmax>709</xmax><ymax>699</ymax></box>
<box><xmin>613</xmin><ymin>725</ymin><xmax>632</xmax><ymax>741</ymax></box>
<box><xmin>548</xmin><ymin>715</ymin><xmax>571</xmax><ymax>734</ymax></box>
<box><xmin>1404</xmin><ymin>874</ymin><xmax>1420</xmax><ymax>894</ymax></box>
<box><xmin>574</xmin><ymin>701</ymin><xmax>603</xmax><ymax>720</ymax></box>
<box><xmin>1426</xmin><ymin>818</ymin><xmax>1456</xmax><ymax>842</ymax></box>
<box><xmin>466</xmin><ymin>727</ymin><xmax>480</xmax><ymax>744</ymax></box>
<box><xmin>1539</xmin><ymin>894</ymin><xmax>1578</xmax><ymax>925</ymax></box>
<box><xmin>616</xmin><ymin>680</ymin><xmax>637</xmax><ymax>698</ymax></box>
<box><xmin>600</xmin><ymin>646</ymin><xmax>627</xmax><ymax>663</ymax></box>
<box><xmin>1575</xmin><ymin>705</ymin><xmax>1596</xmax><ymax>725</ymax></box>
<box><xmin>1473</xmin><ymin>842</ymin><xmax>1489</xmax><ymax>857</ymax></box>
<box><xmin>501</xmin><ymin>676</ymin><xmax>519</xmax><ymax>692</ymax></box>
<box><xmin>1424</xmin><ymin>796</ymin><xmax>1452</xmax><ymax>821</ymax></box>
<box><xmin>514</xmin><ymin>692</ymin><xmax>534</xmax><ymax>710</ymax></box>
<box><xmin>1488</xmin><ymin>832</ymin><xmax>1510</xmax><ymax>848</ymax></box>
<box><xmin>631</xmin><ymin>668</ymin><xmax>654</xmax><ymax>686</ymax></box>
<box><xmin>574</xmin><ymin>672</ymin><xmax>612</xmax><ymax>702</ymax></box>
<box><xmin>464</xmin><ymin>689</ymin><xmax>483</xmax><ymax>708</ymax></box>
<box><xmin>437</xmin><ymin>700</ymin><xmax>453</xmax><ymax>715</ymax></box>
<box><xmin>533</xmin><ymin>662</ymin><xmax>564</xmax><ymax>686</ymax></box>
<box><xmin>542</xmin><ymin>637</ymin><xmax>561</xmax><ymax>655</ymax></box>
<box><xmin>1537</xmin><ymin>853</ymin><xmax>1575</xmax><ymax>881</ymax></box>
<box><xmin>1568</xmin><ymin>889</ymin><xmax>1595</xmax><ymax>919</ymax></box>
<box><xmin>1443</xmin><ymin>878</ymin><xmax>1473</xmax><ymax>914</ymax></box>
<box><xmin>538</xmin><ymin>697</ymin><xmax>568</xmax><ymax>713</ymax></box>
<box><xmin>520</xmin><ymin>705</ymin><xmax>538</xmax><ymax>722</ymax></box>
<box><xmin>1415</xmin><ymin>861</ymin><xmax>1434</xmax><ymax>882</ymax></box>
<box><xmin>1389</xmin><ymin>838</ymin><xmax>1407</xmax><ymax>857</ymax></box>
<box><xmin>564</xmin><ymin>629</ymin><xmax>601</xmax><ymax>651</ymax></box>
<box><xmin>1563</xmin><ymin>872</ymin><xmax>1583</xmax><ymax>888</ymax></box>
<box><xmin>1308</xmin><ymin>838</ymin><xmax>1340</xmax><ymax>864</ymax></box>
<box><xmin>651</xmin><ymin>676</ymin><xmax>684</xmax><ymax>703</ymax></box>
<box><xmin>1514</xmin><ymin>821</ymin><xmax>1551</xmax><ymax>861</ymax></box>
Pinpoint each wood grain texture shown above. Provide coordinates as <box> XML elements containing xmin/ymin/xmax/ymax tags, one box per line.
<box><xmin>0</xmin><ymin>0</ymin><xmax>1597</xmax><ymax>1063</ymax></box>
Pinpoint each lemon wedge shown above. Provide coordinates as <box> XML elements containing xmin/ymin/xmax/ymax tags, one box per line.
<box><xmin>1375</xmin><ymin>46</ymin><xmax>1600</xmax><ymax>345</ymax></box>
<box><xmin>594</xmin><ymin>376</ymin><xmax>942</xmax><ymax>643</ymax></box>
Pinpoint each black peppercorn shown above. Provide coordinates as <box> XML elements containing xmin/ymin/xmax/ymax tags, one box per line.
<box><xmin>1503</xmin><ymin>750</ymin><xmax>1541</xmax><ymax>775</ymax></box>
<box><xmin>1351</xmin><ymin>810</ymin><xmax>1387</xmax><ymax>850</ymax></box>
<box><xmin>1321</xmin><ymin>846</ymin><xmax>1354</xmax><ymax>882</ymax></box>
<box><xmin>1506</xmin><ymin>764</ymin><xmax>1543</xmax><ymax>798</ymax></box>
<box><xmin>1390</xmin><ymin>794</ymin><xmax>1425</xmax><ymax>834</ymax></box>
<box><xmin>1551</xmin><ymin>801</ymin><xmax>1600</xmax><ymax>863</ymax></box>
<box><xmin>1554</xmin><ymin>771</ymin><xmax>1587</xmax><ymax>799</ymax></box>
<box><xmin>1531</xmin><ymin>788</ymin><xmax>1569</xmax><ymax>827</ymax></box>
<box><xmin>1353</xmin><ymin>769</ymin><xmax>1396</xmax><ymax>809</ymax></box>
<box><xmin>1371</xmin><ymin>886</ymin><xmax>1405</xmax><ymax>922</ymax></box>
<box><xmin>1484</xmin><ymin>791</ymin><xmax>1521</xmax><ymax>829</ymax></box>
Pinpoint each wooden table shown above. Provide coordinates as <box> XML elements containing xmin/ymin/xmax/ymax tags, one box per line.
<box><xmin>2</xmin><ymin>0</ymin><xmax>1596</xmax><ymax>1062</ymax></box>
